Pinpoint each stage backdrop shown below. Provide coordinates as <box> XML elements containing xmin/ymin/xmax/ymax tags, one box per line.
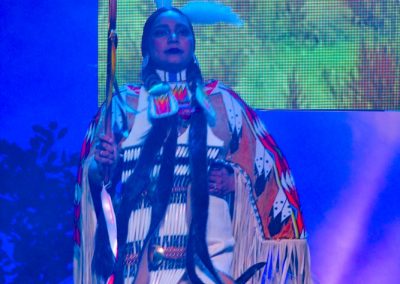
<box><xmin>1</xmin><ymin>0</ymin><xmax>400</xmax><ymax>283</ymax></box>
<box><xmin>98</xmin><ymin>0</ymin><xmax>400</xmax><ymax>110</ymax></box>
<box><xmin>258</xmin><ymin>110</ymin><xmax>400</xmax><ymax>283</ymax></box>
<box><xmin>1</xmin><ymin>110</ymin><xmax>399</xmax><ymax>284</ymax></box>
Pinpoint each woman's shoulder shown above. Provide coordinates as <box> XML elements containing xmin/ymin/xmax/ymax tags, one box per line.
<box><xmin>204</xmin><ymin>80</ymin><xmax>243</xmax><ymax>100</ymax></box>
<box><xmin>204</xmin><ymin>79</ymin><xmax>226</xmax><ymax>97</ymax></box>
<box><xmin>119</xmin><ymin>83</ymin><xmax>143</xmax><ymax>97</ymax></box>
<box><xmin>204</xmin><ymin>79</ymin><xmax>248</xmax><ymax>109</ymax></box>
<box><xmin>113</xmin><ymin>83</ymin><xmax>144</xmax><ymax>108</ymax></box>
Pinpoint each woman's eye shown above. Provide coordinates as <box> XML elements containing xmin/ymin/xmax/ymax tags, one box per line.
<box><xmin>177</xmin><ymin>28</ymin><xmax>190</xmax><ymax>37</ymax></box>
<box><xmin>153</xmin><ymin>29</ymin><xmax>168</xmax><ymax>37</ymax></box>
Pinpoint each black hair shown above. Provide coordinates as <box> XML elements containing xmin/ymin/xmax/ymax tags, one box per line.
<box><xmin>95</xmin><ymin>8</ymin><xmax>221</xmax><ymax>284</ymax></box>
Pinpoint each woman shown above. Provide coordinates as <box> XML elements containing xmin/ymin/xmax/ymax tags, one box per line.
<box><xmin>74</xmin><ymin>6</ymin><xmax>311</xmax><ymax>284</ymax></box>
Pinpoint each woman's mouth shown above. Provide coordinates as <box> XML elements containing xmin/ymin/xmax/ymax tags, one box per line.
<box><xmin>165</xmin><ymin>48</ymin><xmax>183</xmax><ymax>54</ymax></box>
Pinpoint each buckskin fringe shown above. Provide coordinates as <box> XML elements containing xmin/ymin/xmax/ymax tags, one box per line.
<box><xmin>231</xmin><ymin>166</ymin><xmax>312</xmax><ymax>284</ymax></box>
<box><xmin>76</xmin><ymin>158</ymin><xmax>98</xmax><ymax>283</ymax></box>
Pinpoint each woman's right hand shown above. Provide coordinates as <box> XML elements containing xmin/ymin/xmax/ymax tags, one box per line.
<box><xmin>93</xmin><ymin>134</ymin><xmax>119</xmax><ymax>178</ymax></box>
<box><xmin>95</xmin><ymin>134</ymin><xmax>118</xmax><ymax>165</ymax></box>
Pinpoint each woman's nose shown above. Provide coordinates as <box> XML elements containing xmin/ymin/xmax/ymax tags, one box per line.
<box><xmin>168</xmin><ymin>32</ymin><xmax>178</xmax><ymax>42</ymax></box>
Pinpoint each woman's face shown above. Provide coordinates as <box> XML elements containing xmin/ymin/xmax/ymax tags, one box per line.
<box><xmin>148</xmin><ymin>11</ymin><xmax>194</xmax><ymax>72</ymax></box>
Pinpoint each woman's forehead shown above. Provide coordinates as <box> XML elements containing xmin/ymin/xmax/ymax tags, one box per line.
<box><xmin>152</xmin><ymin>10</ymin><xmax>191</xmax><ymax>28</ymax></box>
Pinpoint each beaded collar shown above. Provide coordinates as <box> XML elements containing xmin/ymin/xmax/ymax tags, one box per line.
<box><xmin>156</xmin><ymin>69</ymin><xmax>187</xmax><ymax>83</ymax></box>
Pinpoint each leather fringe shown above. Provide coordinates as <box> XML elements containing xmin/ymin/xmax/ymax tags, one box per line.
<box><xmin>231</xmin><ymin>166</ymin><xmax>312</xmax><ymax>284</ymax></box>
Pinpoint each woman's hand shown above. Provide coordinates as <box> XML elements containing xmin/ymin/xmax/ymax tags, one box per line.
<box><xmin>95</xmin><ymin>134</ymin><xmax>118</xmax><ymax>166</ymax></box>
<box><xmin>92</xmin><ymin>134</ymin><xmax>119</xmax><ymax>180</ymax></box>
<box><xmin>208</xmin><ymin>162</ymin><xmax>235</xmax><ymax>197</ymax></box>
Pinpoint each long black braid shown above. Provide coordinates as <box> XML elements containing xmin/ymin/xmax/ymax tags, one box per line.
<box><xmin>185</xmin><ymin>61</ymin><xmax>222</xmax><ymax>284</ymax></box>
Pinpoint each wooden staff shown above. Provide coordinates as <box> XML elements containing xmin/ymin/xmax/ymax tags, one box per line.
<box><xmin>104</xmin><ymin>0</ymin><xmax>117</xmax><ymax>183</ymax></box>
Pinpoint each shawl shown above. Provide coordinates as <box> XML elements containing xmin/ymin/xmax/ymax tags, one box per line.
<box><xmin>73</xmin><ymin>80</ymin><xmax>312</xmax><ymax>283</ymax></box>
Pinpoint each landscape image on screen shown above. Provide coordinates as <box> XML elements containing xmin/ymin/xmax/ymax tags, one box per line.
<box><xmin>98</xmin><ymin>0</ymin><xmax>400</xmax><ymax>110</ymax></box>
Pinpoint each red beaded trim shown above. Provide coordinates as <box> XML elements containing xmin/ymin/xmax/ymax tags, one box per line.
<box><xmin>163</xmin><ymin>246</ymin><xmax>186</xmax><ymax>260</ymax></box>
<box><xmin>125</xmin><ymin>253</ymin><xmax>139</xmax><ymax>265</ymax></box>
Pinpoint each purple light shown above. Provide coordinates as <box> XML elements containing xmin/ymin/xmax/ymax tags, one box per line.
<box><xmin>311</xmin><ymin>112</ymin><xmax>400</xmax><ymax>284</ymax></box>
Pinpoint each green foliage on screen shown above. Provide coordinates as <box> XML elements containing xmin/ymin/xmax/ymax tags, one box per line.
<box><xmin>99</xmin><ymin>0</ymin><xmax>400</xmax><ymax>110</ymax></box>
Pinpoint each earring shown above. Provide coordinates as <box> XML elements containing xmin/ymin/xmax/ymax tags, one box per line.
<box><xmin>193</xmin><ymin>55</ymin><xmax>199</xmax><ymax>67</ymax></box>
<box><xmin>141</xmin><ymin>55</ymin><xmax>150</xmax><ymax>70</ymax></box>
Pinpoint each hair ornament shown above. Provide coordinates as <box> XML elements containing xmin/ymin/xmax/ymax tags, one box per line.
<box><xmin>153</xmin><ymin>1</ymin><xmax>243</xmax><ymax>26</ymax></box>
<box><xmin>148</xmin><ymin>83</ymin><xmax>179</xmax><ymax>119</ymax></box>
<box><xmin>154</xmin><ymin>0</ymin><xmax>173</xmax><ymax>9</ymax></box>
<box><xmin>181</xmin><ymin>1</ymin><xmax>243</xmax><ymax>26</ymax></box>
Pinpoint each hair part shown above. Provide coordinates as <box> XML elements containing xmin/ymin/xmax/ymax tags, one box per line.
<box><xmin>141</xmin><ymin>7</ymin><xmax>196</xmax><ymax>58</ymax></box>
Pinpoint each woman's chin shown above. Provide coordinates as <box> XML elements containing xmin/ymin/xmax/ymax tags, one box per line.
<box><xmin>152</xmin><ymin>55</ymin><xmax>192</xmax><ymax>72</ymax></box>
<box><xmin>158</xmin><ymin>62</ymin><xmax>187</xmax><ymax>72</ymax></box>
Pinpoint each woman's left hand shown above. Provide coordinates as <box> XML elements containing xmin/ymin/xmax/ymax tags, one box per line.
<box><xmin>208</xmin><ymin>163</ymin><xmax>235</xmax><ymax>196</ymax></box>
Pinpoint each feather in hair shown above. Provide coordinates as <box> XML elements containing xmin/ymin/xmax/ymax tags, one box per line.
<box><xmin>154</xmin><ymin>0</ymin><xmax>173</xmax><ymax>9</ymax></box>
<box><xmin>181</xmin><ymin>1</ymin><xmax>243</xmax><ymax>26</ymax></box>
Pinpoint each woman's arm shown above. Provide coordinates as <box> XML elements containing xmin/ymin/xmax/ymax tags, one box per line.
<box><xmin>204</xmin><ymin>80</ymin><xmax>311</xmax><ymax>283</ymax></box>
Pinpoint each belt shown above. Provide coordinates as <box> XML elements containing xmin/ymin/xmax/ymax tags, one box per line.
<box><xmin>148</xmin><ymin>245</ymin><xmax>186</xmax><ymax>270</ymax></box>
